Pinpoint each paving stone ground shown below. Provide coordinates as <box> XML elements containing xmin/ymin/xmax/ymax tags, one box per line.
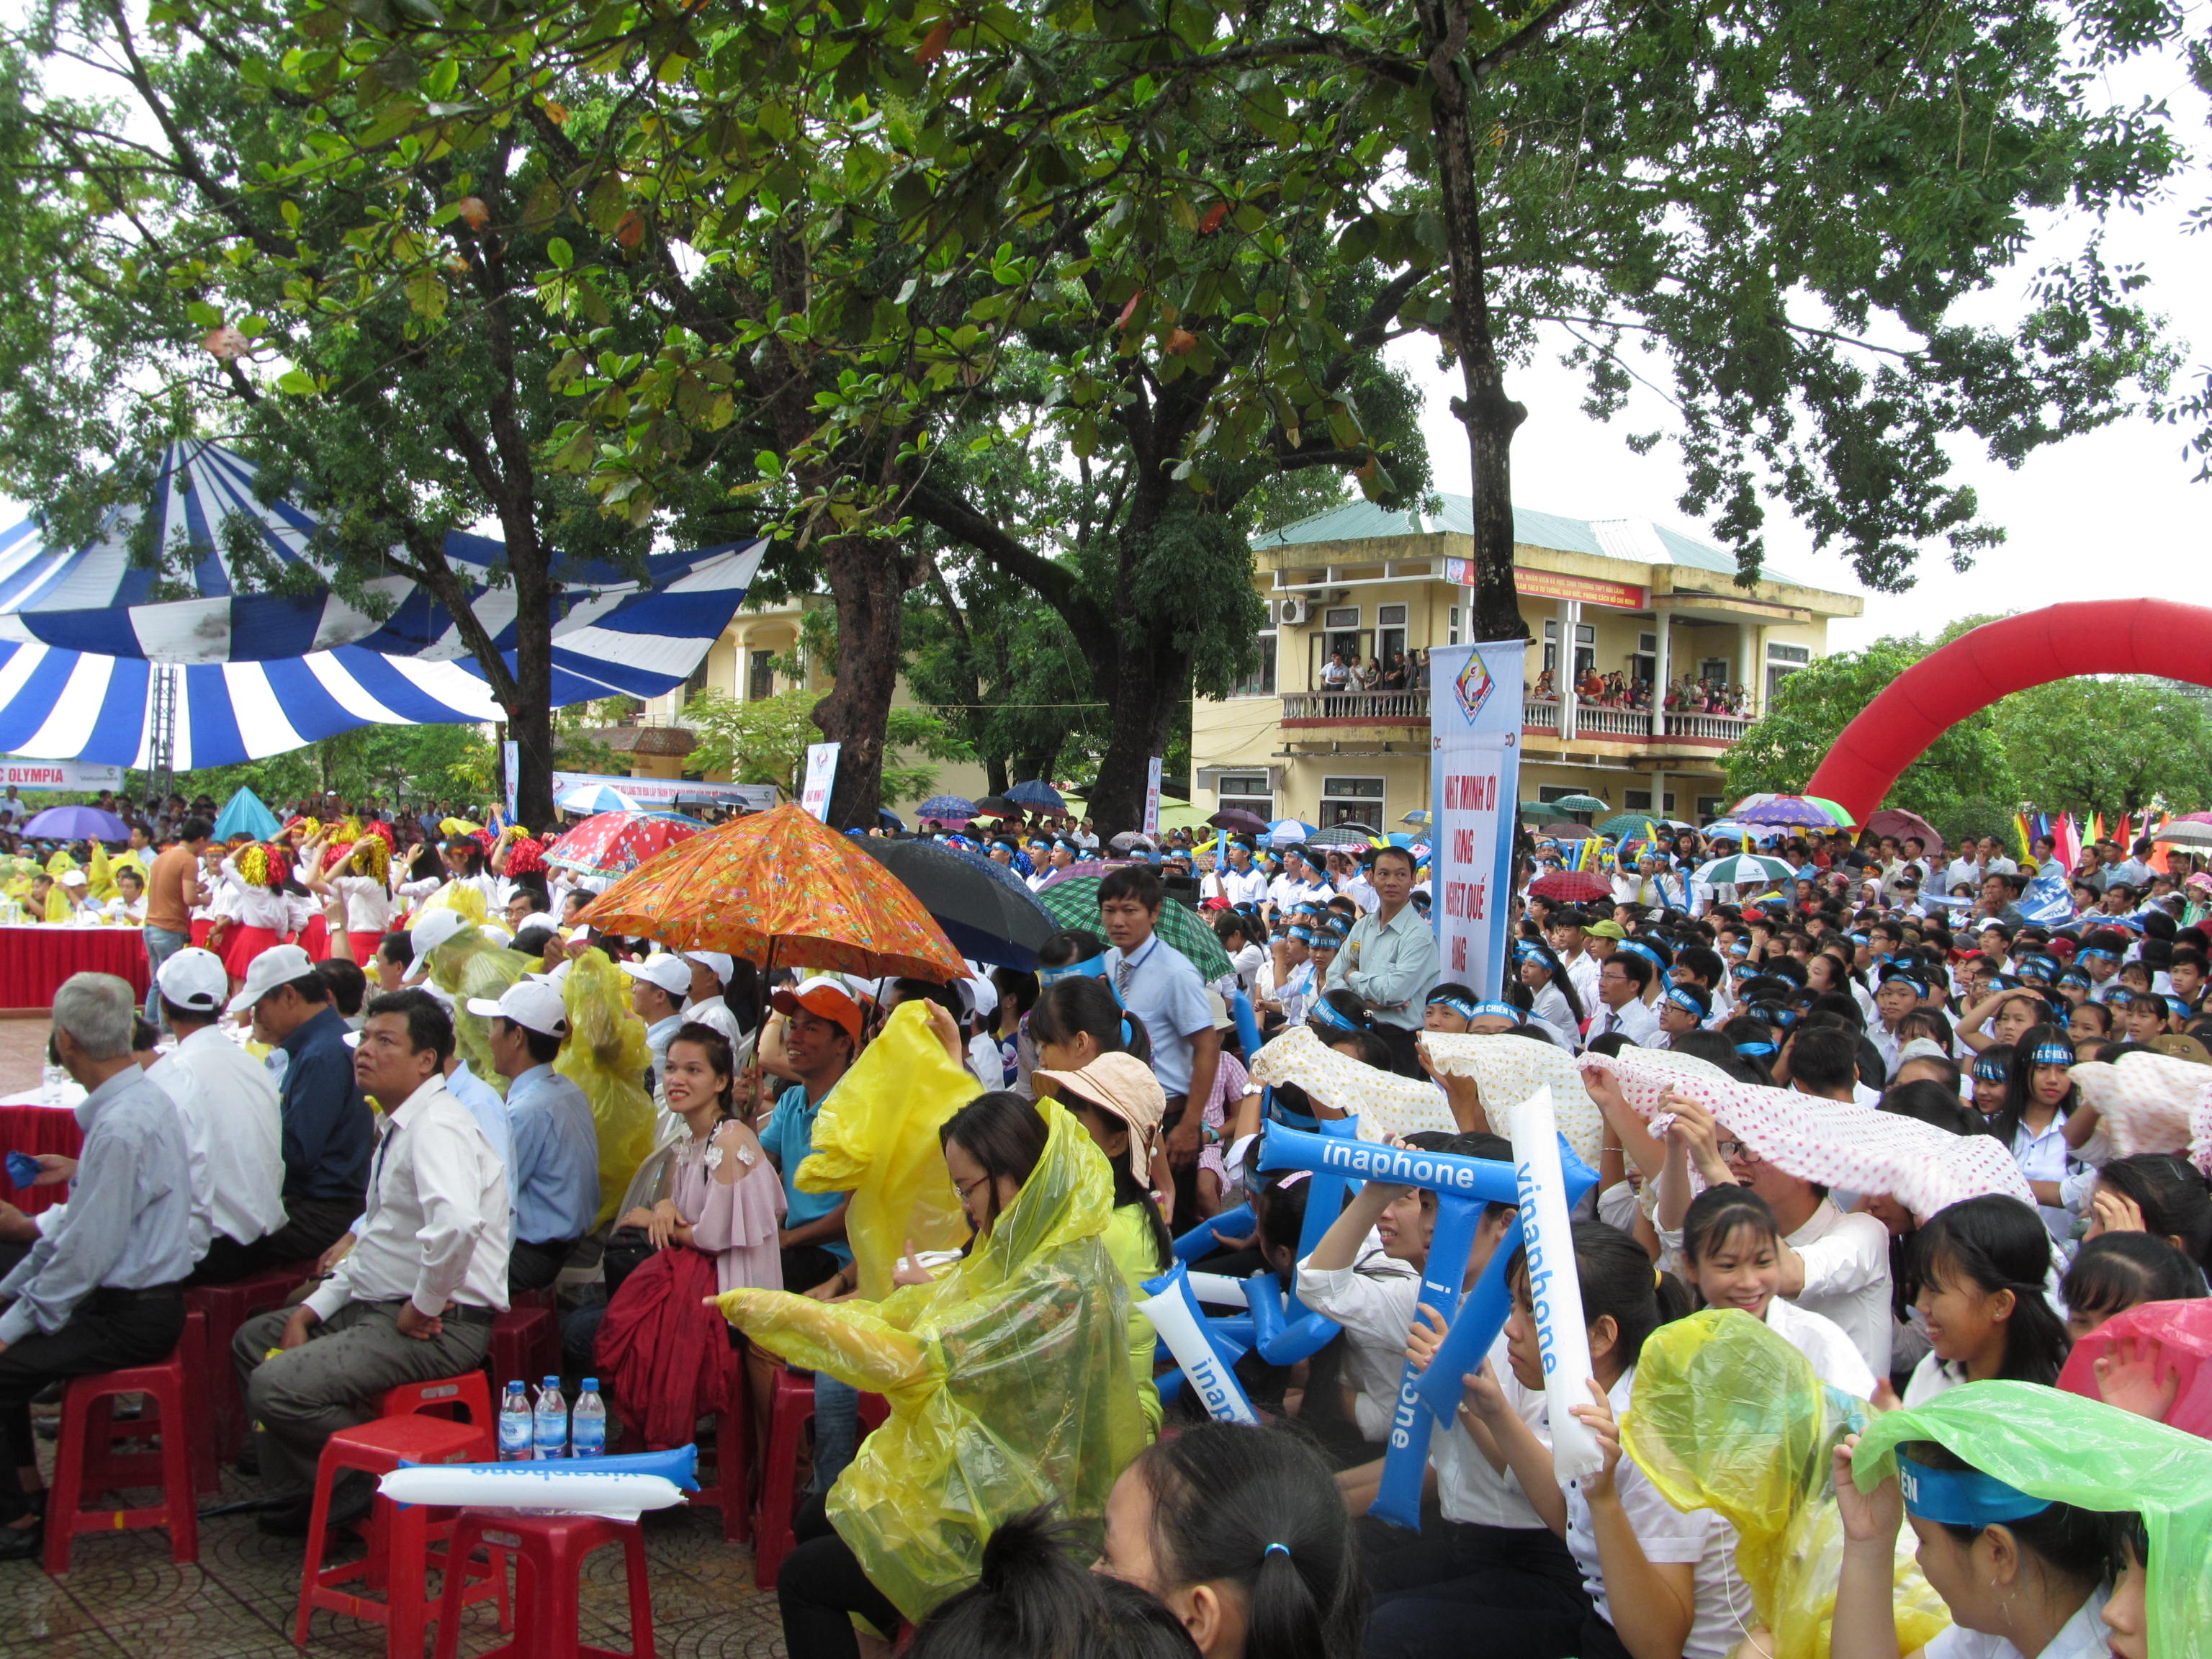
<box><xmin>0</xmin><ymin>1431</ymin><xmax>789</xmax><ymax>1659</ymax></box>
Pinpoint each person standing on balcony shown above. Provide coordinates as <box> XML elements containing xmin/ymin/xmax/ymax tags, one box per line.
<box><xmin>1321</xmin><ymin>650</ymin><xmax>1351</xmax><ymax>696</ymax></box>
<box><xmin>1408</xmin><ymin>649</ymin><xmax>1430</xmax><ymax>691</ymax></box>
<box><xmin>1321</xmin><ymin>847</ymin><xmax>1437</xmax><ymax>1076</ymax></box>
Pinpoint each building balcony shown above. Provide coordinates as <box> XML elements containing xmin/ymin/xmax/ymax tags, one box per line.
<box><xmin>1276</xmin><ymin>690</ymin><xmax>1751</xmax><ymax>754</ymax></box>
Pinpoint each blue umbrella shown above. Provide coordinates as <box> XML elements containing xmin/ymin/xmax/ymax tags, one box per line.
<box><xmin>917</xmin><ymin>795</ymin><xmax>979</xmax><ymax>821</ymax></box>
<box><xmin>557</xmin><ymin>783</ymin><xmax>644</xmax><ymax>814</ymax></box>
<box><xmin>1005</xmin><ymin>779</ymin><xmax>1066</xmax><ymax>811</ymax></box>
<box><xmin>20</xmin><ymin>804</ymin><xmax>128</xmax><ymax>841</ymax></box>
<box><xmin>212</xmin><ymin>786</ymin><xmax>280</xmax><ymax>842</ymax></box>
<box><xmin>1267</xmin><ymin>817</ymin><xmax>1316</xmax><ymax>847</ymax></box>
<box><xmin>877</xmin><ymin>806</ymin><xmax>906</xmax><ymax>830</ymax></box>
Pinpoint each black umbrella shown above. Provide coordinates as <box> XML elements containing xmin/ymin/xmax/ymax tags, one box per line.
<box><xmin>1208</xmin><ymin>808</ymin><xmax>1267</xmax><ymax>833</ymax></box>
<box><xmin>858</xmin><ymin>837</ymin><xmax>1058</xmax><ymax>971</ymax></box>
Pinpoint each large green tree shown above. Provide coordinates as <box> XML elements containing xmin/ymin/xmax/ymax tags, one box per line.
<box><xmin>1992</xmin><ymin>678</ymin><xmax>2212</xmax><ymax>815</ymax></box>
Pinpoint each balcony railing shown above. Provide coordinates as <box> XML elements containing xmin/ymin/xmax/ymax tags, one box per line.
<box><xmin>1523</xmin><ymin>698</ymin><xmax>1560</xmax><ymax>732</ymax></box>
<box><xmin>1282</xmin><ymin>690</ymin><xmax>1431</xmax><ymax>722</ymax></box>
<box><xmin>1663</xmin><ymin>709</ymin><xmax>1754</xmax><ymax>741</ymax></box>
<box><xmin>1574</xmin><ymin>703</ymin><xmax>1654</xmax><ymax>738</ymax></box>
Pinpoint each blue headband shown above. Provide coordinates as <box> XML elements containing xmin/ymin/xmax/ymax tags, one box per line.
<box><xmin>1734</xmin><ymin>1040</ymin><xmax>1777</xmax><ymax>1056</ymax></box>
<box><xmin>1972</xmin><ymin>1060</ymin><xmax>2008</xmax><ymax>1083</ymax></box>
<box><xmin>2031</xmin><ymin>1042</ymin><xmax>2076</xmax><ymax>1066</ymax></box>
<box><xmin>1764</xmin><ymin>1006</ymin><xmax>1800</xmax><ymax>1028</ymax></box>
<box><xmin>1466</xmin><ymin>999</ymin><xmax>1522</xmax><ymax>1022</ymax></box>
<box><xmin>2057</xmin><ymin>969</ymin><xmax>2091</xmax><ymax>989</ymax></box>
<box><xmin>1309</xmin><ymin>997</ymin><xmax>1361</xmax><ymax>1035</ymax></box>
<box><xmin>1619</xmin><ymin>940</ymin><xmax>1666</xmax><ymax>971</ymax></box>
<box><xmin>1287</xmin><ymin>925</ymin><xmax>1313</xmax><ymax>942</ymax></box>
<box><xmin>1878</xmin><ymin>970</ymin><xmax>1920</xmax><ymax>991</ymax></box>
<box><xmin>1425</xmin><ymin>994</ymin><xmax>1485</xmax><ymax>1023</ymax></box>
<box><xmin>2168</xmin><ymin>997</ymin><xmax>2191</xmax><ymax>1018</ymax></box>
<box><xmin>1663</xmin><ymin>985</ymin><xmax>1707</xmax><ymax>1017</ymax></box>
<box><xmin>2080</xmin><ymin>948</ymin><xmax>2119</xmax><ymax>962</ymax></box>
<box><xmin>1894</xmin><ymin>1451</ymin><xmax>2053</xmax><ymax>1528</ymax></box>
<box><xmin>1038</xmin><ymin>956</ymin><xmax>1110</xmax><ymax>986</ymax></box>
<box><xmin>1514</xmin><ymin>943</ymin><xmax>1546</xmax><ymax>965</ymax></box>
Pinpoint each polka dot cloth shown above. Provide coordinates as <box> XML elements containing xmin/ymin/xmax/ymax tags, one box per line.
<box><xmin>1419</xmin><ymin>1034</ymin><xmax>1607</xmax><ymax>1166</ymax></box>
<box><xmin>1578</xmin><ymin>1046</ymin><xmax>2034</xmax><ymax>1220</ymax></box>
<box><xmin>2068</xmin><ymin>1054</ymin><xmax>2211</xmax><ymax>1161</ymax></box>
<box><xmin>1246</xmin><ymin>1025</ymin><xmax>1456</xmax><ymax>1139</ymax></box>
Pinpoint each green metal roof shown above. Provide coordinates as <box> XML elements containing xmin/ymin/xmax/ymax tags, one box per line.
<box><xmin>1254</xmin><ymin>492</ymin><xmax>1816</xmax><ymax>588</ymax></box>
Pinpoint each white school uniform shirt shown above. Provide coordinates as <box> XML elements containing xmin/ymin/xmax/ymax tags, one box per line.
<box><xmin>335</xmin><ymin>873</ymin><xmax>395</xmax><ymax>934</ymax></box>
<box><xmin>1527</xmin><ymin>982</ymin><xmax>1581</xmax><ymax>1051</ymax></box>
<box><xmin>1763</xmin><ymin>1295</ymin><xmax>1878</xmax><ymax>1398</ymax></box>
<box><xmin>1560</xmin><ymin>1367</ymin><xmax>1749</xmax><ymax>1659</ymax></box>
<box><xmin>1586</xmin><ymin>994</ymin><xmax>1659</xmax><ymax>1046</ymax></box>
<box><xmin>1294</xmin><ymin>1244</ymin><xmax>1425</xmax><ymax>1442</ymax></box>
<box><xmin>302</xmin><ymin>1077</ymin><xmax>511</xmax><ymax>1322</ymax></box>
<box><xmin>144</xmin><ymin>1024</ymin><xmax>289</xmax><ymax>1256</ymax></box>
<box><xmin>1341</xmin><ymin>873</ymin><xmax>1381</xmax><ymax>914</ymax></box>
<box><xmin>1925</xmin><ymin>1586</ymin><xmax>2111</xmax><ymax>1659</ymax></box>
<box><xmin>1561</xmin><ymin>949</ymin><xmax>1602</xmax><ymax>1013</ymax></box>
<box><xmin>1785</xmin><ymin>1199</ymin><xmax>1894</xmax><ymax>1377</ymax></box>
<box><xmin>1433</xmin><ymin>1333</ymin><xmax>1550</xmax><ymax>1530</ymax></box>
<box><xmin>1220</xmin><ymin>866</ymin><xmax>1268</xmax><ymax>906</ymax></box>
<box><xmin>2012</xmin><ymin>1111</ymin><xmax>2078</xmax><ymax>1243</ymax></box>
<box><xmin>220</xmin><ymin>858</ymin><xmax>290</xmax><ymax>930</ymax></box>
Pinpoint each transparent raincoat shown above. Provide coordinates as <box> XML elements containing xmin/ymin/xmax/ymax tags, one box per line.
<box><xmin>1622</xmin><ymin>1309</ymin><xmax>1950</xmax><ymax>1659</ymax></box>
<box><xmin>551</xmin><ymin>946</ymin><xmax>659</xmax><ymax>1227</ymax></box>
<box><xmin>714</xmin><ymin>1093</ymin><xmax>1148</xmax><ymax>1622</ymax></box>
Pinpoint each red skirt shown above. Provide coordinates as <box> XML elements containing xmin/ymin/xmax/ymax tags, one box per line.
<box><xmin>295</xmin><ymin>915</ymin><xmax>330</xmax><ymax>961</ymax></box>
<box><xmin>189</xmin><ymin>918</ymin><xmax>215</xmax><ymax>948</ymax></box>
<box><xmin>222</xmin><ymin>925</ymin><xmax>283</xmax><ymax>979</ymax></box>
<box><xmin>346</xmin><ymin>930</ymin><xmax>386</xmax><ymax>965</ymax></box>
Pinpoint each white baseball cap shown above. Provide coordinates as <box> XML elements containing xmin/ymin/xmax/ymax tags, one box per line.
<box><xmin>683</xmin><ymin>950</ymin><xmax>734</xmax><ymax>986</ymax></box>
<box><xmin>403</xmin><ymin>907</ymin><xmax>472</xmax><ymax>982</ymax></box>
<box><xmin>59</xmin><ymin>869</ymin><xmax>87</xmax><ymax>888</ymax></box>
<box><xmin>226</xmin><ymin>943</ymin><xmax>316</xmax><ymax>1014</ymax></box>
<box><xmin>620</xmin><ymin>954</ymin><xmax>693</xmax><ymax>997</ymax></box>
<box><xmin>466</xmin><ymin>979</ymin><xmax>571</xmax><ymax>1038</ymax></box>
<box><xmin>156</xmin><ymin>946</ymin><xmax>229</xmax><ymax>1014</ymax></box>
<box><xmin>528</xmin><ymin>959</ymin><xmax>575</xmax><ymax>989</ymax></box>
<box><xmin>961</xmin><ymin>975</ymin><xmax>999</xmax><ymax>1022</ymax></box>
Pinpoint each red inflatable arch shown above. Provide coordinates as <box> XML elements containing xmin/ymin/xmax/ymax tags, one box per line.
<box><xmin>1803</xmin><ymin>599</ymin><xmax>2212</xmax><ymax>824</ymax></box>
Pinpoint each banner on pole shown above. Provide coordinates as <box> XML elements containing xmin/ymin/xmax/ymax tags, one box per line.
<box><xmin>503</xmin><ymin>742</ymin><xmax>520</xmax><ymax>822</ymax></box>
<box><xmin>800</xmin><ymin>743</ymin><xmax>841</xmax><ymax>822</ymax></box>
<box><xmin>1143</xmin><ymin>757</ymin><xmax>1163</xmax><ymax>839</ymax></box>
<box><xmin>0</xmin><ymin>757</ymin><xmax>126</xmax><ymax>793</ymax></box>
<box><xmin>1426</xmin><ymin>640</ymin><xmax>1527</xmax><ymax>998</ymax></box>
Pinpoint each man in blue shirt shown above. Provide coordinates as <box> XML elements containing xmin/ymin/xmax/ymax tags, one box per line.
<box><xmin>1099</xmin><ymin>864</ymin><xmax>1218</xmax><ymax>1223</ymax></box>
<box><xmin>759</xmin><ymin>977</ymin><xmax>861</xmax><ymax>1295</ymax></box>
<box><xmin>619</xmin><ymin>953</ymin><xmax>693</xmax><ymax>1098</ymax></box>
<box><xmin>470</xmin><ymin>981</ymin><xmax>600</xmax><ymax>1294</ymax></box>
<box><xmin>0</xmin><ymin>973</ymin><xmax>194</xmax><ymax>1558</ymax></box>
<box><xmin>230</xmin><ymin>944</ymin><xmax>374</xmax><ymax>1272</ymax></box>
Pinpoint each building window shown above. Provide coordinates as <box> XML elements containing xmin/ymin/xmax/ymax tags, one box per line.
<box><xmin>1697</xmin><ymin>794</ymin><xmax>1725</xmax><ymax>818</ymax></box>
<box><xmin>1319</xmin><ymin>775</ymin><xmax>1385</xmax><ymax>829</ymax></box>
<box><xmin>1697</xmin><ymin>657</ymin><xmax>1730</xmax><ymax>687</ymax></box>
<box><xmin>747</xmin><ymin>649</ymin><xmax>775</xmax><ymax>701</ymax></box>
<box><xmin>683</xmin><ymin>657</ymin><xmax>710</xmax><ymax>699</ymax></box>
<box><xmin>1622</xmin><ymin>791</ymin><xmax>1678</xmax><ymax>814</ymax></box>
<box><xmin>1765</xmin><ymin>642</ymin><xmax>1811</xmax><ymax>711</ymax></box>
<box><xmin>1448</xmin><ymin>606</ymin><xmax>1462</xmax><ymax>647</ymax></box>
<box><xmin>1232</xmin><ymin>633</ymin><xmax>1277</xmax><ymax>697</ymax></box>
<box><xmin>1323</xmin><ymin>606</ymin><xmax>1361</xmax><ymax>629</ymax></box>
<box><xmin>1216</xmin><ymin>774</ymin><xmax>1273</xmax><ymax>819</ymax></box>
<box><xmin>1377</xmin><ymin>603</ymin><xmax>1408</xmax><ymax>676</ymax></box>
<box><xmin>1541</xmin><ymin>619</ymin><xmax>1596</xmax><ymax>679</ymax></box>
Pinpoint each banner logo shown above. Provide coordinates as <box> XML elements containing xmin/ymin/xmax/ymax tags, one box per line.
<box><xmin>1454</xmin><ymin>651</ymin><xmax>1495</xmax><ymax>724</ymax></box>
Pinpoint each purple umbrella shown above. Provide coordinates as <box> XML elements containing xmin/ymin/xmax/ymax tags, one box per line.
<box><xmin>21</xmin><ymin>804</ymin><xmax>129</xmax><ymax>841</ymax></box>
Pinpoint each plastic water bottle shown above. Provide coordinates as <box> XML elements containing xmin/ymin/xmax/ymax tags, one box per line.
<box><xmin>570</xmin><ymin>1379</ymin><xmax>606</xmax><ymax>1458</ymax></box>
<box><xmin>498</xmin><ymin>1381</ymin><xmax>533</xmax><ymax>1461</ymax></box>
<box><xmin>533</xmin><ymin>1375</ymin><xmax>567</xmax><ymax>1460</ymax></box>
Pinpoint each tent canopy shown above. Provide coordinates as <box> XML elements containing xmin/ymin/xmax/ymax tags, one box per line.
<box><xmin>0</xmin><ymin>441</ymin><xmax>768</xmax><ymax>767</ymax></box>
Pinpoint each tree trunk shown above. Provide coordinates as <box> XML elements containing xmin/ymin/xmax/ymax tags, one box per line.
<box><xmin>1424</xmin><ymin>0</ymin><xmax>1529</xmax><ymax>642</ymax></box>
<box><xmin>1087</xmin><ymin>637</ymin><xmax>1186</xmax><ymax>834</ymax></box>
<box><xmin>814</xmin><ymin>529</ymin><xmax>910</xmax><ymax>829</ymax></box>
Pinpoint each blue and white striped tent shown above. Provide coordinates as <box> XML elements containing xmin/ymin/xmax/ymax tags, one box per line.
<box><xmin>0</xmin><ymin>441</ymin><xmax>768</xmax><ymax>765</ymax></box>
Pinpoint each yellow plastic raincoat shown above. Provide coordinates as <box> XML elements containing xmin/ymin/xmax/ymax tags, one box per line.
<box><xmin>412</xmin><ymin>910</ymin><xmax>526</xmax><ymax>1089</ymax></box>
<box><xmin>1622</xmin><ymin>1309</ymin><xmax>1951</xmax><ymax>1659</ymax></box>
<box><xmin>551</xmin><ymin>946</ymin><xmax>659</xmax><ymax>1226</ymax></box>
<box><xmin>715</xmin><ymin>1094</ymin><xmax>1148</xmax><ymax>1622</ymax></box>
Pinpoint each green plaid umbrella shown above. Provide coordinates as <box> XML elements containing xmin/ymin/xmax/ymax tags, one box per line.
<box><xmin>1034</xmin><ymin>876</ymin><xmax>1235</xmax><ymax>981</ymax></box>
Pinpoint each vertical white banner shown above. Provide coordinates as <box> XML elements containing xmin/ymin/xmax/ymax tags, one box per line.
<box><xmin>503</xmin><ymin>741</ymin><xmax>520</xmax><ymax>822</ymax></box>
<box><xmin>1426</xmin><ymin>639</ymin><xmax>1527</xmax><ymax>998</ymax></box>
<box><xmin>800</xmin><ymin>742</ymin><xmax>842</xmax><ymax>822</ymax></box>
<box><xmin>1143</xmin><ymin>756</ymin><xmax>1163</xmax><ymax>839</ymax></box>
<box><xmin>1510</xmin><ymin>1087</ymin><xmax>1604</xmax><ymax>1480</ymax></box>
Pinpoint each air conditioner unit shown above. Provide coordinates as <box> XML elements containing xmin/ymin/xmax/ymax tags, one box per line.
<box><xmin>1277</xmin><ymin>595</ymin><xmax>1309</xmax><ymax>626</ymax></box>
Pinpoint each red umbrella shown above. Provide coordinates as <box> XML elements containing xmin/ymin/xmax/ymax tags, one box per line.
<box><xmin>543</xmin><ymin>810</ymin><xmax>703</xmax><ymax>877</ymax></box>
<box><xmin>1529</xmin><ymin>871</ymin><xmax>1612</xmax><ymax>902</ymax></box>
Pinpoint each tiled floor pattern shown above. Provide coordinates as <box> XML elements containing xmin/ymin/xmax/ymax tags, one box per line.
<box><xmin>0</xmin><ymin>1452</ymin><xmax>788</xmax><ymax>1659</ymax></box>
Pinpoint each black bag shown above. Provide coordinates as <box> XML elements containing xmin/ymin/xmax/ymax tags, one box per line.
<box><xmin>601</xmin><ymin>1227</ymin><xmax>657</xmax><ymax>1297</ymax></box>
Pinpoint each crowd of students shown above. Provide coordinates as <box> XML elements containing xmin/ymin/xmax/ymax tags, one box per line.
<box><xmin>1</xmin><ymin>801</ymin><xmax>2207</xmax><ymax>1659</ymax></box>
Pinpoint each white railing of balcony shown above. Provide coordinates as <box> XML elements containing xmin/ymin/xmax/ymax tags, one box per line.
<box><xmin>1663</xmin><ymin>710</ymin><xmax>1754</xmax><ymax>741</ymax></box>
<box><xmin>1522</xmin><ymin>699</ymin><xmax>1560</xmax><ymax>732</ymax></box>
<box><xmin>1282</xmin><ymin>690</ymin><xmax>1431</xmax><ymax>721</ymax></box>
<box><xmin>1573</xmin><ymin>702</ymin><xmax>1654</xmax><ymax>738</ymax></box>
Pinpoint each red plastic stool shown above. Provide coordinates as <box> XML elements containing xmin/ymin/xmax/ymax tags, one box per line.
<box><xmin>186</xmin><ymin>1268</ymin><xmax>307</xmax><ymax>1466</ymax></box>
<box><xmin>511</xmin><ymin>1284</ymin><xmax>558</xmax><ymax>1311</ymax></box>
<box><xmin>381</xmin><ymin>1370</ymin><xmax>495</xmax><ymax>1433</ymax></box>
<box><xmin>43</xmin><ymin>1313</ymin><xmax>206</xmax><ymax>1573</ymax></box>
<box><xmin>431</xmin><ymin>1511</ymin><xmax>652</xmax><ymax>1659</ymax></box>
<box><xmin>487</xmin><ymin>1306</ymin><xmax>559</xmax><ymax>1391</ymax></box>
<box><xmin>750</xmin><ymin>1368</ymin><xmax>891</xmax><ymax>1590</ymax></box>
<box><xmin>686</xmin><ymin>1349</ymin><xmax>751</xmax><ymax>1544</ymax></box>
<box><xmin>293</xmin><ymin>1415</ymin><xmax>509</xmax><ymax>1657</ymax></box>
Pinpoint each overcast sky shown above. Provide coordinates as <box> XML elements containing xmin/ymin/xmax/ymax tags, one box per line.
<box><xmin>1388</xmin><ymin>48</ymin><xmax>2212</xmax><ymax>653</ymax></box>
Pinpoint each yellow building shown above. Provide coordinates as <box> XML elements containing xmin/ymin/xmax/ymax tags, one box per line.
<box><xmin>624</xmin><ymin>593</ymin><xmax>994</xmax><ymax>816</ymax></box>
<box><xmin>1193</xmin><ymin>496</ymin><xmax>1864</xmax><ymax>828</ymax></box>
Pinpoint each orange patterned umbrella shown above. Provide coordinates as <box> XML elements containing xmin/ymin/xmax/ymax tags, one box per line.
<box><xmin>579</xmin><ymin>803</ymin><xmax>968</xmax><ymax>981</ymax></box>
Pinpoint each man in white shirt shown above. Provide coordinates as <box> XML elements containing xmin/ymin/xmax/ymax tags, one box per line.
<box><xmin>2108</xmin><ymin>838</ymin><xmax>2157</xmax><ymax>890</ymax></box>
<box><xmin>233</xmin><ymin>988</ymin><xmax>509</xmax><ymax>1537</ymax></box>
<box><xmin>1586</xmin><ymin>952</ymin><xmax>1660</xmax><ymax>1044</ymax></box>
<box><xmin>1266</xmin><ymin>847</ymin><xmax>1333</xmax><ymax>916</ymax></box>
<box><xmin>678</xmin><ymin>950</ymin><xmax>746</xmax><ymax>1050</ymax></box>
<box><xmin>620</xmin><ymin>953</ymin><xmax>694</xmax><ymax>1091</ymax></box>
<box><xmin>1218</xmin><ymin>841</ymin><xmax>1269</xmax><ymax>907</ymax></box>
<box><xmin>1545</xmin><ymin>909</ymin><xmax>1604</xmax><ymax>1014</ymax></box>
<box><xmin>1329</xmin><ymin>850</ymin><xmax>1382</xmax><ymax>914</ymax></box>
<box><xmin>145</xmin><ymin>948</ymin><xmax>288</xmax><ymax>1285</ymax></box>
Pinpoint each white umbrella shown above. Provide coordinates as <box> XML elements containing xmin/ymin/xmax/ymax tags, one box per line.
<box><xmin>558</xmin><ymin>783</ymin><xmax>643</xmax><ymax>814</ymax></box>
